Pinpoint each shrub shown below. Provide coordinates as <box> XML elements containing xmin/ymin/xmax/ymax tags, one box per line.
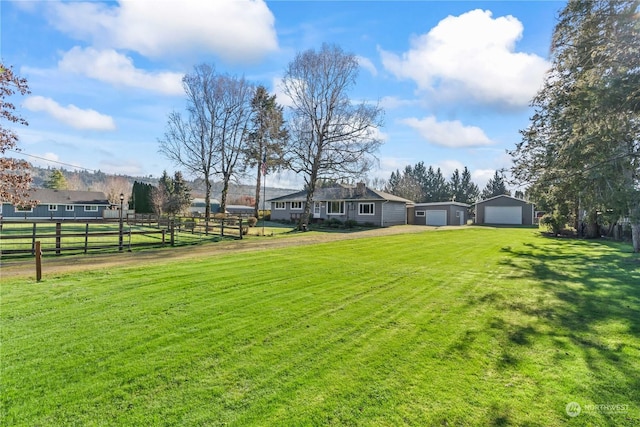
<box><xmin>344</xmin><ymin>219</ymin><xmax>358</xmax><ymax>229</ymax></box>
<box><xmin>540</xmin><ymin>212</ymin><xmax>568</xmax><ymax>235</ymax></box>
<box><xmin>363</xmin><ymin>222</ymin><xmax>376</xmax><ymax>228</ymax></box>
<box><xmin>246</xmin><ymin>217</ymin><xmax>258</xmax><ymax>227</ymax></box>
<box><xmin>327</xmin><ymin>218</ymin><xmax>342</xmax><ymax>228</ymax></box>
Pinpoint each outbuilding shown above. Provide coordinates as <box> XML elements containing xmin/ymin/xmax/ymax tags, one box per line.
<box><xmin>409</xmin><ymin>202</ymin><xmax>470</xmax><ymax>226</ymax></box>
<box><xmin>475</xmin><ymin>195</ymin><xmax>535</xmax><ymax>225</ymax></box>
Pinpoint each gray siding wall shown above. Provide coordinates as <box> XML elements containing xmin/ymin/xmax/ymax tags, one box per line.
<box><xmin>1</xmin><ymin>203</ymin><xmax>106</xmax><ymax>219</ymax></box>
<box><xmin>381</xmin><ymin>202</ymin><xmax>407</xmax><ymax>226</ymax></box>
<box><xmin>476</xmin><ymin>197</ymin><xmax>534</xmax><ymax>225</ymax></box>
<box><xmin>413</xmin><ymin>204</ymin><xmax>468</xmax><ymax>226</ymax></box>
<box><xmin>270</xmin><ymin>203</ymin><xmax>295</xmax><ymax>221</ymax></box>
<box><xmin>270</xmin><ymin>200</ymin><xmax>405</xmax><ymax>226</ymax></box>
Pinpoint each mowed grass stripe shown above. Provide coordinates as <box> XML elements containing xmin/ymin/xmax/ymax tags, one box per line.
<box><xmin>2</xmin><ymin>227</ymin><xmax>639</xmax><ymax>426</ymax></box>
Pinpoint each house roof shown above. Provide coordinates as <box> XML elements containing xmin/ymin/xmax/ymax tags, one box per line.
<box><xmin>226</xmin><ymin>205</ymin><xmax>254</xmax><ymax>211</ymax></box>
<box><xmin>27</xmin><ymin>189</ymin><xmax>110</xmax><ymax>205</ymax></box>
<box><xmin>475</xmin><ymin>194</ymin><xmax>532</xmax><ymax>205</ymax></box>
<box><xmin>191</xmin><ymin>198</ymin><xmax>221</xmax><ymax>206</ymax></box>
<box><xmin>414</xmin><ymin>201</ymin><xmax>470</xmax><ymax>208</ymax></box>
<box><xmin>268</xmin><ymin>184</ymin><xmax>413</xmax><ymax>204</ymax></box>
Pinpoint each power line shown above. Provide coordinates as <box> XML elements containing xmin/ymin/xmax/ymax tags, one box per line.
<box><xmin>6</xmin><ymin>149</ymin><xmax>98</xmax><ymax>173</ymax></box>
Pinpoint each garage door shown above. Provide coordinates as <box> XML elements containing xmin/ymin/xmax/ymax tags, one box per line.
<box><xmin>485</xmin><ymin>206</ymin><xmax>522</xmax><ymax>224</ymax></box>
<box><xmin>426</xmin><ymin>210</ymin><xmax>447</xmax><ymax>226</ymax></box>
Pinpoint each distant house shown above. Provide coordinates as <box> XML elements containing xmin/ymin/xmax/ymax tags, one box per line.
<box><xmin>475</xmin><ymin>195</ymin><xmax>535</xmax><ymax>225</ymax></box>
<box><xmin>225</xmin><ymin>205</ymin><xmax>255</xmax><ymax>217</ymax></box>
<box><xmin>268</xmin><ymin>183</ymin><xmax>412</xmax><ymax>227</ymax></box>
<box><xmin>0</xmin><ymin>188</ymin><xmax>111</xmax><ymax>220</ymax></box>
<box><xmin>409</xmin><ymin>202</ymin><xmax>470</xmax><ymax>226</ymax></box>
<box><xmin>189</xmin><ymin>198</ymin><xmax>221</xmax><ymax>216</ymax></box>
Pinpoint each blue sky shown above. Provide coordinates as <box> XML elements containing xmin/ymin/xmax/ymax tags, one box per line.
<box><xmin>2</xmin><ymin>0</ymin><xmax>564</xmax><ymax>190</ymax></box>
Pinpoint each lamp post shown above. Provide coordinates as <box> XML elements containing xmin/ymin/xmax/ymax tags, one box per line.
<box><xmin>119</xmin><ymin>193</ymin><xmax>124</xmax><ymax>251</ymax></box>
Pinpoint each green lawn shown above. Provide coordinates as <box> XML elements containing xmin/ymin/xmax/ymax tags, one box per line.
<box><xmin>1</xmin><ymin>228</ymin><xmax>638</xmax><ymax>426</ymax></box>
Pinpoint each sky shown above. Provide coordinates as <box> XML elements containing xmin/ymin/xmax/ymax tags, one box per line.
<box><xmin>1</xmin><ymin>0</ymin><xmax>565</xmax><ymax>191</ymax></box>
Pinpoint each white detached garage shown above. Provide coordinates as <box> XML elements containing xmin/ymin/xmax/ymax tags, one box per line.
<box><xmin>475</xmin><ymin>195</ymin><xmax>534</xmax><ymax>225</ymax></box>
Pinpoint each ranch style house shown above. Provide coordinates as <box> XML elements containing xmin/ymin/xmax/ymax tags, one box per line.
<box><xmin>268</xmin><ymin>183</ymin><xmax>412</xmax><ymax>227</ymax></box>
<box><xmin>1</xmin><ymin>188</ymin><xmax>112</xmax><ymax>220</ymax></box>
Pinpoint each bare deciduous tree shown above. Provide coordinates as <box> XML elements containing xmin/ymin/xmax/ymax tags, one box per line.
<box><xmin>159</xmin><ymin>64</ymin><xmax>255</xmax><ymax>218</ymax></box>
<box><xmin>1</xmin><ymin>63</ymin><xmax>33</xmax><ymax>206</ymax></box>
<box><xmin>94</xmin><ymin>176</ymin><xmax>132</xmax><ymax>205</ymax></box>
<box><xmin>282</xmin><ymin>43</ymin><xmax>384</xmax><ymax>228</ymax></box>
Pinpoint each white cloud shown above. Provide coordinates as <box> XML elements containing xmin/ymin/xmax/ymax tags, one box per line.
<box><xmin>435</xmin><ymin>160</ymin><xmax>466</xmax><ymax>178</ymax></box>
<box><xmin>271</xmin><ymin>77</ymin><xmax>294</xmax><ymax>108</ymax></box>
<box><xmin>356</xmin><ymin>55</ymin><xmax>378</xmax><ymax>76</ymax></box>
<box><xmin>379</xmin><ymin>96</ymin><xmax>421</xmax><ymax>110</ymax></box>
<box><xmin>59</xmin><ymin>47</ymin><xmax>183</xmax><ymax>95</ymax></box>
<box><xmin>23</xmin><ymin>96</ymin><xmax>116</xmax><ymax>131</ymax></box>
<box><xmin>380</xmin><ymin>9</ymin><xmax>549</xmax><ymax>108</ymax></box>
<box><xmin>402</xmin><ymin>116</ymin><xmax>493</xmax><ymax>147</ymax></box>
<box><xmin>99</xmin><ymin>158</ymin><xmax>145</xmax><ymax>176</ymax></box>
<box><xmin>473</xmin><ymin>169</ymin><xmax>496</xmax><ymax>190</ymax></box>
<box><xmin>48</xmin><ymin>0</ymin><xmax>278</xmax><ymax>63</ymax></box>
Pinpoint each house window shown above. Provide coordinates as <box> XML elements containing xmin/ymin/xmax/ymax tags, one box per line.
<box><xmin>66</xmin><ymin>205</ymin><xmax>74</xmax><ymax>211</ymax></box>
<box><xmin>416</xmin><ymin>211</ymin><xmax>426</xmax><ymax>217</ymax></box>
<box><xmin>291</xmin><ymin>201</ymin><xmax>303</xmax><ymax>210</ymax></box>
<box><xmin>274</xmin><ymin>202</ymin><xmax>285</xmax><ymax>210</ymax></box>
<box><xmin>15</xmin><ymin>205</ymin><xmax>33</xmax><ymax>213</ymax></box>
<box><xmin>84</xmin><ymin>205</ymin><xmax>98</xmax><ymax>212</ymax></box>
<box><xmin>48</xmin><ymin>204</ymin><xmax>58</xmax><ymax>211</ymax></box>
<box><xmin>327</xmin><ymin>201</ymin><xmax>345</xmax><ymax>215</ymax></box>
<box><xmin>359</xmin><ymin>203</ymin><xmax>374</xmax><ymax>215</ymax></box>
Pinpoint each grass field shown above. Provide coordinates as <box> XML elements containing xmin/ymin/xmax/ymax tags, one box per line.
<box><xmin>1</xmin><ymin>227</ymin><xmax>638</xmax><ymax>426</ymax></box>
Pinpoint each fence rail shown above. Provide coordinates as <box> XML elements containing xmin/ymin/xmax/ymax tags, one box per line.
<box><xmin>0</xmin><ymin>216</ymin><xmax>245</xmax><ymax>258</ymax></box>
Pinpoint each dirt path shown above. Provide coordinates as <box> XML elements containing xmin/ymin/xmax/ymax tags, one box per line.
<box><xmin>1</xmin><ymin>225</ymin><xmax>441</xmax><ymax>279</ymax></box>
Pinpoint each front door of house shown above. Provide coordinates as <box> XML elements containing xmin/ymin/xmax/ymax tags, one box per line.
<box><xmin>314</xmin><ymin>202</ymin><xmax>321</xmax><ymax>216</ymax></box>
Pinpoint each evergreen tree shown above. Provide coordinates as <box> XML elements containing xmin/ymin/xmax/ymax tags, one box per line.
<box><xmin>460</xmin><ymin>167</ymin><xmax>480</xmax><ymax>204</ymax></box>
<box><xmin>171</xmin><ymin>171</ymin><xmax>191</xmax><ymax>215</ymax></box>
<box><xmin>154</xmin><ymin>171</ymin><xmax>191</xmax><ymax>216</ymax></box>
<box><xmin>246</xmin><ymin>86</ymin><xmax>289</xmax><ymax>218</ymax></box>
<box><xmin>130</xmin><ymin>181</ymin><xmax>154</xmax><ymax>213</ymax></box>
<box><xmin>423</xmin><ymin>166</ymin><xmax>449</xmax><ymax>202</ymax></box>
<box><xmin>43</xmin><ymin>169</ymin><xmax>68</xmax><ymax>190</ymax></box>
<box><xmin>481</xmin><ymin>171</ymin><xmax>510</xmax><ymax>200</ymax></box>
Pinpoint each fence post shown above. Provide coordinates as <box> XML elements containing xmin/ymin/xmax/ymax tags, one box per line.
<box><xmin>239</xmin><ymin>218</ymin><xmax>243</xmax><ymax>240</ymax></box>
<box><xmin>162</xmin><ymin>229</ymin><xmax>166</xmax><ymax>246</ymax></box>
<box><xmin>84</xmin><ymin>223</ymin><xmax>89</xmax><ymax>254</ymax></box>
<box><xmin>170</xmin><ymin>220</ymin><xmax>175</xmax><ymax>246</ymax></box>
<box><xmin>35</xmin><ymin>240</ymin><xmax>42</xmax><ymax>282</ymax></box>
<box><xmin>221</xmin><ymin>218</ymin><xmax>224</xmax><ymax>237</ymax></box>
<box><xmin>31</xmin><ymin>223</ymin><xmax>36</xmax><ymax>255</ymax></box>
<box><xmin>55</xmin><ymin>222</ymin><xmax>61</xmax><ymax>255</ymax></box>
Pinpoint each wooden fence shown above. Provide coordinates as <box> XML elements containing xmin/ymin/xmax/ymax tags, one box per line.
<box><xmin>0</xmin><ymin>216</ymin><xmax>245</xmax><ymax>258</ymax></box>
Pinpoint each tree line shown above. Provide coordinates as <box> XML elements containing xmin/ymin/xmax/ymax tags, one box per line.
<box><xmin>385</xmin><ymin>163</ymin><xmax>510</xmax><ymax>205</ymax></box>
<box><xmin>510</xmin><ymin>0</ymin><xmax>639</xmax><ymax>251</ymax></box>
